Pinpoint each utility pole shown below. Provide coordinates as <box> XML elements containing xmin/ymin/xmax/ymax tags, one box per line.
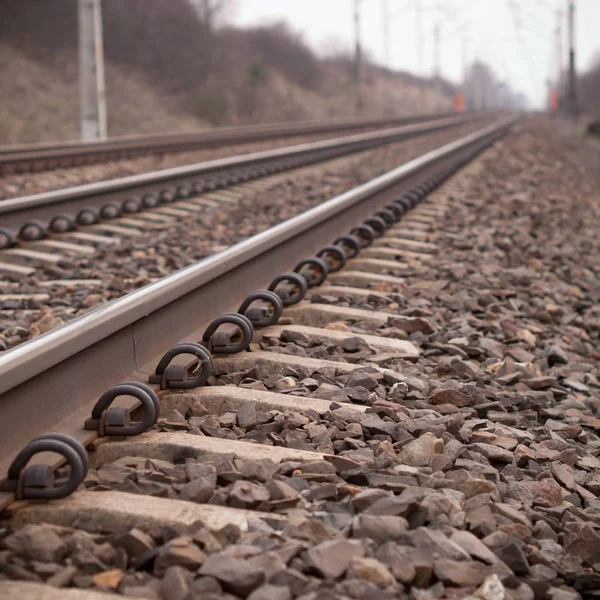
<box><xmin>556</xmin><ymin>9</ymin><xmax>562</xmax><ymax>99</ymax></box>
<box><xmin>462</xmin><ymin>36</ymin><xmax>468</xmax><ymax>108</ymax></box>
<box><xmin>353</xmin><ymin>0</ymin><xmax>362</xmax><ymax>115</ymax></box>
<box><xmin>414</xmin><ymin>0</ymin><xmax>425</xmax><ymax>106</ymax></box>
<box><xmin>78</xmin><ymin>0</ymin><xmax>107</xmax><ymax>140</ymax></box>
<box><xmin>433</xmin><ymin>21</ymin><xmax>441</xmax><ymax>112</ymax></box>
<box><xmin>567</xmin><ymin>0</ymin><xmax>577</xmax><ymax>116</ymax></box>
<box><xmin>415</xmin><ymin>0</ymin><xmax>423</xmax><ymax>76</ymax></box>
<box><xmin>382</xmin><ymin>0</ymin><xmax>390</xmax><ymax>68</ymax></box>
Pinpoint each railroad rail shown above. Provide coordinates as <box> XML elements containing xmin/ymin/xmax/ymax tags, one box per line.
<box><xmin>0</xmin><ymin>116</ymin><xmax>535</xmax><ymax>599</ymax></box>
<box><xmin>0</xmin><ymin>113</ymin><xmax>483</xmax><ymax>251</ymax></box>
<box><xmin>0</xmin><ymin>111</ymin><xmax>461</xmax><ymax>176</ymax></box>
<box><xmin>0</xmin><ymin>115</ymin><xmax>514</xmax><ymax>499</ymax></box>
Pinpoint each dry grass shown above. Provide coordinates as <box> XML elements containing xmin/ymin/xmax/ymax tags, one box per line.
<box><xmin>0</xmin><ymin>0</ymin><xmax>455</xmax><ymax>145</ymax></box>
<box><xmin>0</xmin><ymin>44</ymin><xmax>207</xmax><ymax>144</ymax></box>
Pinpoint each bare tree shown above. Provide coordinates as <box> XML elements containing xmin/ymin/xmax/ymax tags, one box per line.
<box><xmin>188</xmin><ymin>0</ymin><xmax>235</xmax><ymax>28</ymax></box>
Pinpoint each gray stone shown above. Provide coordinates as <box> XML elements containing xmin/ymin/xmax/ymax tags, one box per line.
<box><xmin>349</xmin><ymin>556</ymin><xmax>395</xmax><ymax>588</ymax></box>
<box><xmin>352</xmin><ymin>515</ymin><xmax>408</xmax><ymax>543</ymax></box>
<box><xmin>305</xmin><ymin>539</ymin><xmax>364</xmax><ymax>579</ymax></box>
<box><xmin>434</xmin><ymin>559</ymin><xmax>486</xmax><ymax>587</ymax></box>
<box><xmin>270</xmin><ymin>568</ymin><xmax>310</xmax><ymax>596</ymax></box>
<box><xmin>113</xmin><ymin>528</ymin><xmax>156</xmax><ymax>558</ymax></box>
<box><xmin>375</xmin><ymin>542</ymin><xmax>416</xmax><ymax>584</ymax></box>
<box><xmin>237</xmin><ymin>403</ymin><xmax>258</xmax><ymax>430</ymax></box>
<box><xmin>178</xmin><ymin>478</ymin><xmax>214</xmax><ymax>503</ymax></box>
<box><xmin>153</xmin><ymin>536</ymin><xmax>206</xmax><ymax>575</ymax></box>
<box><xmin>546</xmin><ymin>345</ymin><xmax>568</xmax><ymax>366</ymax></box>
<box><xmin>199</xmin><ymin>553</ymin><xmax>266</xmax><ymax>597</ymax></box>
<box><xmin>229</xmin><ymin>480</ymin><xmax>270</xmax><ymax>507</ymax></box>
<box><xmin>3</xmin><ymin>524</ymin><xmax>67</xmax><ymax>563</ymax></box>
<box><xmin>345</xmin><ymin>371</ymin><xmax>378</xmax><ymax>391</ymax></box>
<box><xmin>429</xmin><ymin>386</ymin><xmax>473</xmax><ymax>407</ymax></box>
<box><xmin>492</xmin><ymin>542</ymin><xmax>529</xmax><ymax>576</ymax></box>
<box><xmin>185</xmin><ymin>462</ymin><xmax>217</xmax><ymax>486</ymax></box>
<box><xmin>563</xmin><ymin>521</ymin><xmax>600</xmax><ymax>564</ymax></box>
<box><xmin>247</xmin><ymin>584</ymin><xmax>292</xmax><ymax>600</ymax></box>
<box><xmin>469</xmin><ymin>442</ymin><xmax>513</xmax><ymax>463</ymax></box>
<box><xmin>397</xmin><ymin>432</ymin><xmax>443</xmax><ymax>467</ymax></box>
<box><xmin>450</xmin><ymin>530</ymin><xmax>500</xmax><ymax>564</ymax></box>
<box><xmin>159</xmin><ymin>566</ymin><xmax>192</xmax><ymax>600</ymax></box>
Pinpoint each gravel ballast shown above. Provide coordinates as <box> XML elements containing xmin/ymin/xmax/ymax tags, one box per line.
<box><xmin>1</xmin><ymin>116</ymin><xmax>600</xmax><ymax>599</ymax></box>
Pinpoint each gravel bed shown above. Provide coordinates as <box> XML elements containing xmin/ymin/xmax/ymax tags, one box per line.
<box><xmin>2</xmin><ymin>117</ymin><xmax>600</xmax><ymax>599</ymax></box>
<box><xmin>0</xmin><ymin>120</ymin><xmax>489</xmax><ymax>352</ymax></box>
<box><xmin>0</xmin><ymin>125</ymin><xmax>412</xmax><ymax>200</ymax></box>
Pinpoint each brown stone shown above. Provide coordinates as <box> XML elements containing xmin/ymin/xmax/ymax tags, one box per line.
<box><xmin>305</xmin><ymin>539</ymin><xmax>364</xmax><ymax>579</ymax></box>
<box><xmin>3</xmin><ymin>525</ymin><xmax>67</xmax><ymax>563</ymax></box>
<box><xmin>429</xmin><ymin>387</ymin><xmax>474</xmax><ymax>407</ymax></box>
<box><xmin>199</xmin><ymin>553</ymin><xmax>266</xmax><ymax>597</ymax></box>
<box><xmin>92</xmin><ymin>569</ymin><xmax>124</xmax><ymax>589</ymax></box>
<box><xmin>324</xmin><ymin>322</ymin><xmax>353</xmax><ymax>332</ymax></box>
<box><xmin>397</xmin><ymin>432</ymin><xmax>444</xmax><ymax>467</ymax></box>
<box><xmin>433</xmin><ymin>559</ymin><xmax>486</xmax><ymax>587</ymax></box>
<box><xmin>350</xmin><ymin>557</ymin><xmax>395</xmax><ymax>588</ymax></box>
<box><xmin>563</xmin><ymin>521</ymin><xmax>600</xmax><ymax>564</ymax></box>
<box><xmin>533</xmin><ymin>478</ymin><xmax>563</xmax><ymax>508</ymax></box>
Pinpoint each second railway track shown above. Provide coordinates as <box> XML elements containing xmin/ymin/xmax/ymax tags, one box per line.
<box><xmin>0</xmin><ymin>114</ymin><xmax>485</xmax><ymax>254</ymax></box>
<box><xmin>0</xmin><ymin>112</ymin><xmax>462</xmax><ymax>177</ymax></box>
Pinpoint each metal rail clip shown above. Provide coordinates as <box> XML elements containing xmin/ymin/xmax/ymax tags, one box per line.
<box><xmin>201</xmin><ymin>313</ymin><xmax>254</xmax><ymax>354</ymax></box>
<box><xmin>85</xmin><ymin>382</ymin><xmax>160</xmax><ymax>436</ymax></box>
<box><xmin>238</xmin><ymin>291</ymin><xmax>283</xmax><ymax>328</ymax></box>
<box><xmin>293</xmin><ymin>257</ymin><xmax>329</xmax><ymax>288</ymax></box>
<box><xmin>349</xmin><ymin>224</ymin><xmax>376</xmax><ymax>248</ymax></box>
<box><xmin>150</xmin><ymin>342</ymin><xmax>213</xmax><ymax>389</ymax></box>
<box><xmin>333</xmin><ymin>234</ymin><xmax>361</xmax><ymax>259</ymax></box>
<box><xmin>0</xmin><ymin>433</ymin><xmax>88</xmax><ymax>500</ymax></box>
<box><xmin>316</xmin><ymin>245</ymin><xmax>348</xmax><ymax>273</ymax></box>
<box><xmin>268</xmin><ymin>272</ymin><xmax>308</xmax><ymax>306</ymax></box>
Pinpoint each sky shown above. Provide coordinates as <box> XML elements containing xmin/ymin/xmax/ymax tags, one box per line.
<box><xmin>228</xmin><ymin>0</ymin><xmax>600</xmax><ymax>109</ymax></box>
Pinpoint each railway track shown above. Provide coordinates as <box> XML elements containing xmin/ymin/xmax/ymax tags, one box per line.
<box><xmin>0</xmin><ymin>113</ymin><xmax>482</xmax><ymax>271</ymax></box>
<box><xmin>4</xmin><ymin>115</ymin><xmax>598</xmax><ymax>600</ymax></box>
<box><xmin>0</xmin><ymin>117</ymin><xmax>530</xmax><ymax>597</ymax></box>
<box><xmin>0</xmin><ymin>112</ymin><xmax>460</xmax><ymax>177</ymax></box>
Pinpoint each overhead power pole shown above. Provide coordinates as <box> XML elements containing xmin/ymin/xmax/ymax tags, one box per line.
<box><xmin>556</xmin><ymin>9</ymin><xmax>562</xmax><ymax>101</ymax></box>
<box><xmin>79</xmin><ymin>0</ymin><xmax>107</xmax><ymax>140</ymax></box>
<box><xmin>433</xmin><ymin>21</ymin><xmax>441</xmax><ymax>112</ymax></box>
<box><xmin>382</xmin><ymin>0</ymin><xmax>390</xmax><ymax>67</ymax></box>
<box><xmin>353</xmin><ymin>0</ymin><xmax>362</xmax><ymax>115</ymax></box>
<box><xmin>567</xmin><ymin>0</ymin><xmax>577</xmax><ymax>116</ymax></box>
<box><xmin>415</xmin><ymin>0</ymin><xmax>424</xmax><ymax>103</ymax></box>
<box><xmin>461</xmin><ymin>36</ymin><xmax>468</xmax><ymax>108</ymax></box>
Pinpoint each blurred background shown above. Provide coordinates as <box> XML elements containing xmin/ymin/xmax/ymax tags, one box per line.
<box><xmin>1</xmin><ymin>0</ymin><xmax>598</xmax><ymax>144</ymax></box>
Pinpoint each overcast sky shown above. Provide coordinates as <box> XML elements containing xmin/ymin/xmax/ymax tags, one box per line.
<box><xmin>229</xmin><ymin>0</ymin><xmax>600</xmax><ymax>108</ymax></box>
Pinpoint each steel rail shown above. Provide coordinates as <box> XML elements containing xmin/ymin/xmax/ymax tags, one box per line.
<box><xmin>0</xmin><ymin>113</ymin><xmax>484</xmax><ymax>245</ymax></box>
<box><xmin>0</xmin><ymin>111</ymin><xmax>463</xmax><ymax>174</ymax></box>
<box><xmin>0</xmin><ymin>115</ymin><xmax>517</xmax><ymax>509</ymax></box>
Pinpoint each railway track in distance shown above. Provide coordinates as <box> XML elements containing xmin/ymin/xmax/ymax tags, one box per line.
<box><xmin>0</xmin><ymin>112</ymin><xmax>462</xmax><ymax>176</ymax></box>
<box><xmin>0</xmin><ymin>116</ymin><xmax>522</xmax><ymax>600</ymax></box>
<box><xmin>0</xmin><ymin>113</ymin><xmax>484</xmax><ymax>253</ymax></box>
